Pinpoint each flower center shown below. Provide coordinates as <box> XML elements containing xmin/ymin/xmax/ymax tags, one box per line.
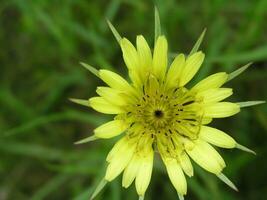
<box><xmin>154</xmin><ymin>110</ymin><xmax>163</xmax><ymax>118</ymax></box>
<box><xmin>124</xmin><ymin>75</ymin><xmax>204</xmax><ymax>155</ymax></box>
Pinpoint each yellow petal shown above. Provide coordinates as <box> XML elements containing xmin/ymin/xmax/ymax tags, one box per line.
<box><xmin>201</xmin><ymin>117</ymin><xmax>212</xmax><ymax>125</ymax></box>
<box><xmin>186</xmin><ymin>139</ymin><xmax>225</xmax><ymax>174</ymax></box>
<box><xmin>89</xmin><ymin>97</ymin><xmax>124</xmax><ymax>114</ymax></box>
<box><xmin>136</xmin><ymin>35</ymin><xmax>152</xmax><ymax>81</ymax></box>
<box><xmin>135</xmin><ymin>149</ymin><xmax>154</xmax><ymax>196</ymax></box>
<box><xmin>99</xmin><ymin>69</ymin><xmax>133</xmax><ymax>92</ymax></box>
<box><xmin>199</xmin><ymin>126</ymin><xmax>236</xmax><ymax>148</ymax></box>
<box><xmin>204</xmin><ymin>102</ymin><xmax>240</xmax><ymax>118</ymax></box>
<box><xmin>96</xmin><ymin>87</ymin><xmax>127</xmax><ymax>106</ymax></box>
<box><xmin>179</xmin><ymin>152</ymin><xmax>193</xmax><ymax>177</ymax></box>
<box><xmin>165</xmin><ymin>54</ymin><xmax>186</xmax><ymax>88</ymax></box>
<box><xmin>94</xmin><ymin>120</ymin><xmax>128</xmax><ymax>139</ymax></box>
<box><xmin>152</xmin><ymin>36</ymin><xmax>168</xmax><ymax>82</ymax></box>
<box><xmin>120</xmin><ymin>38</ymin><xmax>141</xmax><ymax>86</ymax></box>
<box><xmin>197</xmin><ymin>88</ymin><xmax>233</xmax><ymax>103</ymax></box>
<box><xmin>165</xmin><ymin>158</ymin><xmax>187</xmax><ymax>195</ymax></box>
<box><xmin>106</xmin><ymin>137</ymin><xmax>127</xmax><ymax>162</ymax></box>
<box><xmin>179</xmin><ymin>51</ymin><xmax>205</xmax><ymax>86</ymax></box>
<box><xmin>105</xmin><ymin>141</ymin><xmax>135</xmax><ymax>181</ymax></box>
<box><xmin>191</xmin><ymin>72</ymin><xmax>228</xmax><ymax>92</ymax></box>
<box><xmin>122</xmin><ymin>154</ymin><xmax>141</xmax><ymax>188</ymax></box>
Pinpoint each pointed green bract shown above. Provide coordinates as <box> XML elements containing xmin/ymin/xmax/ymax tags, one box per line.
<box><xmin>69</xmin><ymin>98</ymin><xmax>90</xmax><ymax>107</ymax></box>
<box><xmin>106</xmin><ymin>19</ymin><xmax>122</xmax><ymax>43</ymax></box>
<box><xmin>188</xmin><ymin>28</ymin><xmax>206</xmax><ymax>56</ymax></box>
<box><xmin>217</xmin><ymin>173</ymin><xmax>238</xmax><ymax>191</ymax></box>
<box><xmin>80</xmin><ymin>62</ymin><xmax>100</xmax><ymax>78</ymax></box>
<box><xmin>227</xmin><ymin>62</ymin><xmax>252</xmax><ymax>82</ymax></box>
<box><xmin>139</xmin><ymin>196</ymin><xmax>145</xmax><ymax>200</ymax></box>
<box><xmin>237</xmin><ymin>101</ymin><xmax>265</xmax><ymax>108</ymax></box>
<box><xmin>236</xmin><ymin>143</ymin><xmax>256</xmax><ymax>155</ymax></box>
<box><xmin>178</xmin><ymin>193</ymin><xmax>184</xmax><ymax>200</ymax></box>
<box><xmin>154</xmin><ymin>6</ymin><xmax>161</xmax><ymax>44</ymax></box>
<box><xmin>90</xmin><ymin>178</ymin><xmax>108</xmax><ymax>200</ymax></box>
<box><xmin>75</xmin><ymin>135</ymin><xmax>98</xmax><ymax>145</ymax></box>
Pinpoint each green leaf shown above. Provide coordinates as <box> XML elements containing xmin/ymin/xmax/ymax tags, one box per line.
<box><xmin>236</xmin><ymin>101</ymin><xmax>265</xmax><ymax>108</ymax></box>
<box><xmin>69</xmin><ymin>98</ymin><xmax>90</xmax><ymax>107</ymax></box>
<box><xmin>80</xmin><ymin>62</ymin><xmax>100</xmax><ymax>78</ymax></box>
<box><xmin>75</xmin><ymin>135</ymin><xmax>98</xmax><ymax>145</ymax></box>
<box><xmin>154</xmin><ymin>6</ymin><xmax>161</xmax><ymax>44</ymax></box>
<box><xmin>189</xmin><ymin>28</ymin><xmax>207</xmax><ymax>56</ymax></box>
<box><xmin>106</xmin><ymin>19</ymin><xmax>122</xmax><ymax>43</ymax></box>
<box><xmin>217</xmin><ymin>173</ymin><xmax>238</xmax><ymax>191</ymax></box>
<box><xmin>236</xmin><ymin>143</ymin><xmax>256</xmax><ymax>155</ymax></box>
<box><xmin>227</xmin><ymin>62</ymin><xmax>252</xmax><ymax>81</ymax></box>
<box><xmin>90</xmin><ymin>178</ymin><xmax>108</xmax><ymax>200</ymax></box>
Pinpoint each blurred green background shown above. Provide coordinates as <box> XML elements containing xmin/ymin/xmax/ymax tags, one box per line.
<box><xmin>0</xmin><ymin>0</ymin><xmax>267</xmax><ymax>199</ymax></box>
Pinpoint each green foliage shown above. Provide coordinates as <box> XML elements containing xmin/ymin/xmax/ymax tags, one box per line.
<box><xmin>0</xmin><ymin>0</ymin><xmax>266</xmax><ymax>200</ymax></box>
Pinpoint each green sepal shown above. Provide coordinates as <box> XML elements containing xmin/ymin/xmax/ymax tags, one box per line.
<box><xmin>106</xmin><ymin>19</ymin><xmax>122</xmax><ymax>43</ymax></box>
<box><xmin>189</xmin><ymin>28</ymin><xmax>207</xmax><ymax>56</ymax></box>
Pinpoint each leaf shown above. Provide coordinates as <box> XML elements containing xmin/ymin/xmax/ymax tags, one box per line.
<box><xmin>227</xmin><ymin>63</ymin><xmax>252</xmax><ymax>81</ymax></box>
<box><xmin>236</xmin><ymin>143</ymin><xmax>256</xmax><ymax>155</ymax></box>
<box><xmin>236</xmin><ymin>101</ymin><xmax>265</xmax><ymax>108</ymax></box>
<box><xmin>189</xmin><ymin>28</ymin><xmax>207</xmax><ymax>56</ymax></box>
<box><xmin>75</xmin><ymin>135</ymin><xmax>98</xmax><ymax>145</ymax></box>
<box><xmin>80</xmin><ymin>62</ymin><xmax>100</xmax><ymax>78</ymax></box>
<box><xmin>90</xmin><ymin>178</ymin><xmax>108</xmax><ymax>200</ymax></box>
<box><xmin>154</xmin><ymin>6</ymin><xmax>161</xmax><ymax>44</ymax></box>
<box><xmin>106</xmin><ymin>19</ymin><xmax>122</xmax><ymax>43</ymax></box>
<box><xmin>217</xmin><ymin>173</ymin><xmax>238</xmax><ymax>191</ymax></box>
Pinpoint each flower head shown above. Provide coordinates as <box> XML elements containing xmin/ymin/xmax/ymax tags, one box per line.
<box><xmin>72</xmin><ymin>8</ymin><xmax>264</xmax><ymax>200</ymax></box>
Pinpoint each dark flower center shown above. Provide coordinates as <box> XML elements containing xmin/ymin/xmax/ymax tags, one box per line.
<box><xmin>154</xmin><ymin>110</ymin><xmax>164</xmax><ymax>118</ymax></box>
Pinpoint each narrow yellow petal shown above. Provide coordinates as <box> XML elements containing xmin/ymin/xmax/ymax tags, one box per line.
<box><xmin>120</xmin><ymin>38</ymin><xmax>141</xmax><ymax>85</ymax></box>
<box><xmin>105</xmin><ymin>142</ymin><xmax>135</xmax><ymax>181</ymax></box>
<box><xmin>186</xmin><ymin>139</ymin><xmax>225</xmax><ymax>174</ymax></box>
<box><xmin>122</xmin><ymin>154</ymin><xmax>141</xmax><ymax>188</ymax></box>
<box><xmin>201</xmin><ymin>117</ymin><xmax>212</xmax><ymax>125</ymax></box>
<box><xmin>197</xmin><ymin>88</ymin><xmax>233</xmax><ymax>104</ymax></box>
<box><xmin>179</xmin><ymin>152</ymin><xmax>193</xmax><ymax>177</ymax></box>
<box><xmin>135</xmin><ymin>149</ymin><xmax>154</xmax><ymax>196</ymax></box>
<box><xmin>165</xmin><ymin>54</ymin><xmax>186</xmax><ymax>88</ymax></box>
<box><xmin>96</xmin><ymin>87</ymin><xmax>127</xmax><ymax>106</ymax></box>
<box><xmin>204</xmin><ymin>102</ymin><xmax>240</xmax><ymax>118</ymax></box>
<box><xmin>199</xmin><ymin>126</ymin><xmax>236</xmax><ymax>148</ymax></box>
<box><xmin>106</xmin><ymin>137</ymin><xmax>128</xmax><ymax>162</ymax></box>
<box><xmin>89</xmin><ymin>97</ymin><xmax>124</xmax><ymax>114</ymax></box>
<box><xmin>165</xmin><ymin>158</ymin><xmax>187</xmax><ymax>195</ymax></box>
<box><xmin>136</xmin><ymin>35</ymin><xmax>152</xmax><ymax>82</ymax></box>
<box><xmin>99</xmin><ymin>69</ymin><xmax>133</xmax><ymax>92</ymax></box>
<box><xmin>191</xmin><ymin>72</ymin><xmax>228</xmax><ymax>92</ymax></box>
<box><xmin>94</xmin><ymin>120</ymin><xmax>128</xmax><ymax>139</ymax></box>
<box><xmin>152</xmin><ymin>36</ymin><xmax>168</xmax><ymax>82</ymax></box>
<box><xmin>179</xmin><ymin>51</ymin><xmax>205</xmax><ymax>86</ymax></box>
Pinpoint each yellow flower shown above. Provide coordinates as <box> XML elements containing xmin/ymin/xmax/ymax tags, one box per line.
<box><xmin>72</xmin><ymin>8</ymin><xmax>265</xmax><ymax>200</ymax></box>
